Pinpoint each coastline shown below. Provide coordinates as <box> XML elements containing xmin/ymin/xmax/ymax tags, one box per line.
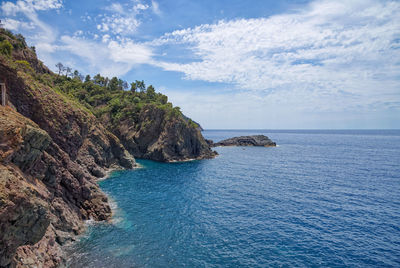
<box><xmin>63</xmin><ymin>165</ymin><xmax>137</xmax><ymax>266</ymax></box>
<box><xmin>97</xmin><ymin>163</ymin><xmax>144</xmax><ymax>182</ymax></box>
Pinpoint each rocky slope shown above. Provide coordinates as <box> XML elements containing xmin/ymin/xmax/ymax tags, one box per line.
<box><xmin>0</xmin><ymin>30</ymin><xmax>137</xmax><ymax>267</ymax></box>
<box><xmin>0</xmin><ymin>29</ymin><xmax>215</xmax><ymax>267</ymax></box>
<box><xmin>115</xmin><ymin>104</ymin><xmax>216</xmax><ymax>162</ymax></box>
<box><xmin>210</xmin><ymin>135</ymin><xmax>276</xmax><ymax>147</ymax></box>
<box><xmin>0</xmin><ymin>106</ymin><xmax>51</xmax><ymax>267</ymax></box>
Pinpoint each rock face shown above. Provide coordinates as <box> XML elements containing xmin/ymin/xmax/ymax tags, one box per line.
<box><xmin>0</xmin><ymin>39</ymin><xmax>136</xmax><ymax>266</ymax></box>
<box><xmin>0</xmin><ymin>106</ymin><xmax>51</xmax><ymax>267</ymax></box>
<box><xmin>115</xmin><ymin>105</ymin><xmax>216</xmax><ymax>162</ymax></box>
<box><xmin>212</xmin><ymin>135</ymin><xmax>276</xmax><ymax>147</ymax></box>
<box><xmin>0</xmin><ymin>30</ymin><xmax>216</xmax><ymax>267</ymax></box>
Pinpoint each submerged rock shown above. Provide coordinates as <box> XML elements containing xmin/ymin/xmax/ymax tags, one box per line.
<box><xmin>212</xmin><ymin>135</ymin><xmax>276</xmax><ymax>147</ymax></box>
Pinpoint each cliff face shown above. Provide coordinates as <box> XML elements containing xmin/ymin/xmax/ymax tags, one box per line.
<box><xmin>0</xmin><ymin>29</ymin><xmax>215</xmax><ymax>267</ymax></box>
<box><xmin>116</xmin><ymin>105</ymin><xmax>216</xmax><ymax>162</ymax></box>
<box><xmin>0</xmin><ymin>33</ymin><xmax>136</xmax><ymax>266</ymax></box>
<box><xmin>0</xmin><ymin>106</ymin><xmax>51</xmax><ymax>267</ymax></box>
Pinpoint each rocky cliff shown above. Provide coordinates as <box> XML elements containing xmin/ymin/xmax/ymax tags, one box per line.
<box><xmin>0</xmin><ymin>29</ymin><xmax>215</xmax><ymax>266</ymax></box>
<box><xmin>115</xmin><ymin>104</ymin><xmax>216</xmax><ymax>162</ymax></box>
<box><xmin>0</xmin><ymin>106</ymin><xmax>51</xmax><ymax>267</ymax></box>
<box><xmin>0</xmin><ymin>30</ymin><xmax>137</xmax><ymax>267</ymax></box>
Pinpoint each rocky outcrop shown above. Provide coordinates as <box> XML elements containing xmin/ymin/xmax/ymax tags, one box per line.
<box><xmin>0</xmin><ymin>29</ymin><xmax>50</xmax><ymax>74</ymax></box>
<box><xmin>115</xmin><ymin>104</ymin><xmax>216</xmax><ymax>162</ymax></box>
<box><xmin>0</xmin><ymin>48</ymin><xmax>136</xmax><ymax>266</ymax></box>
<box><xmin>0</xmin><ymin>106</ymin><xmax>52</xmax><ymax>267</ymax></box>
<box><xmin>211</xmin><ymin>135</ymin><xmax>276</xmax><ymax>147</ymax></box>
<box><xmin>0</xmin><ymin>29</ymin><xmax>215</xmax><ymax>267</ymax></box>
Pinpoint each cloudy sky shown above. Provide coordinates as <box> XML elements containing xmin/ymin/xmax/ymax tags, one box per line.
<box><xmin>1</xmin><ymin>0</ymin><xmax>400</xmax><ymax>129</ymax></box>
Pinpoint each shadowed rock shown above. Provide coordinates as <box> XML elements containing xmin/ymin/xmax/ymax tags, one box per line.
<box><xmin>115</xmin><ymin>105</ymin><xmax>217</xmax><ymax>162</ymax></box>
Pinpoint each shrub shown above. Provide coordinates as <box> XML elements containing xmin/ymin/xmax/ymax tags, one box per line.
<box><xmin>188</xmin><ymin>119</ymin><xmax>199</xmax><ymax>129</ymax></box>
<box><xmin>14</xmin><ymin>34</ymin><xmax>27</xmax><ymax>49</ymax></box>
<box><xmin>15</xmin><ymin>60</ymin><xmax>30</xmax><ymax>68</ymax></box>
<box><xmin>0</xmin><ymin>40</ymin><xmax>13</xmax><ymax>56</ymax></box>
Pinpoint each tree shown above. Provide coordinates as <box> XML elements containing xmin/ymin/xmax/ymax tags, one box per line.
<box><xmin>93</xmin><ymin>74</ymin><xmax>106</xmax><ymax>86</ymax></box>
<box><xmin>55</xmin><ymin>62</ymin><xmax>64</xmax><ymax>75</ymax></box>
<box><xmin>160</xmin><ymin>95</ymin><xmax>168</xmax><ymax>104</ymax></box>
<box><xmin>85</xmin><ymin>75</ymin><xmax>91</xmax><ymax>82</ymax></box>
<box><xmin>136</xmin><ymin>80</ymin><xmax>145</xmax><ymax>92</ymax></box>
<box><xmin>108</xmin><ymin>77</ymin><xmax>120</xmax><ymax>91</ymax></box>
<box><xmin>73</xmin><ymin>70</ymin><xmax>79</xmax><ymax>79</ymax></box>
<box><xmin>146</xmin><ymin>85</ymin><xmax>156</xmax><ymax>99</ymax></box>
<box><xmin>65</xmin><ymin>67</ymin><xmax>72</xmax><ymax>77</ymax></box>
<box><xmin>122</xmin><ymin>81</ymin><xmax>128</xmax><ymax>90</ymax></box>
<box><xmin>130</xmin><ymin>81</ymin><xmax>137</xmax><ymax>93</ymax></box>
<box><xmin>72</xmin><ymin>70</ymin><xmax>84</xmax><ymax>81</ymax></box>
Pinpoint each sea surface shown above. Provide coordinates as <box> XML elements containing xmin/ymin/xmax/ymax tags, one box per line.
<box><xmin>67</xmin><ymin>130</ymin><xmax>400</xmax><ymax>267</ymax></box>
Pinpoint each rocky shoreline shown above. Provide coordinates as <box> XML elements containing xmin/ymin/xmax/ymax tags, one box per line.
<box><xmin>0</xmin><ymin>30</ymin><xmax>216</xmax><ymax>267</ymax></box>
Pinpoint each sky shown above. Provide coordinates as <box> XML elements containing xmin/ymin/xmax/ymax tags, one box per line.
<box><xmin>1</xmin><ymin>0</ymin><xmax>400</xmax><ymax>129</ymax></box>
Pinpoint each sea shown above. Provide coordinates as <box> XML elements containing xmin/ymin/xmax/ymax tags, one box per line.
<box><xmin>67</xmin><ymin>130</ymin><xmax>400</xmax><ymax>267</ymax></box>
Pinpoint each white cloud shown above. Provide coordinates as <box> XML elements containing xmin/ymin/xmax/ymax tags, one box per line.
<box><xmin>59</xmin><ymin>35</ymin><xmax>152</xmax><ymax>77</ymax></box>
<box><xmin>1</xmin><ymin>0</ymin><xmax>62</xmax><ymax>15</ymax></box>
<box><xmin>1</xmin><ymin>0</ymin><xmax>154</xmax><ymax>77</ymax></box>
<box><xmin>151</xmin><ymin>0</ymin><xmax>161</xmax><ymax>16</ymax></box>
<box><xmin>1</xmin><ymin>18</ymin><xmax>35</xmax><ymax>31</ymax></box>
<box><xmin>151</xmin><ymin>0</ymin><xmax>400</xmax><ymax>113</ymax></box>
<box><xmin>73</xmin><ymin>30</ymin><xmax>83</xmax><ymax>36</ymax></box>
<box><xmin>97</xmin><ymin>15</ymin><xmax>141</xmax><ymax>34</ymax></box>
<box><xmin>102</xmin><ymin>34</ymin><xmax>111</xmax><ymax>43</ymax></box>
<box><xmin>1</xmin><ymin>0</ymin><xmax>62</xmax><ymax>64</ymax></box>
<box><xmin>108</xmin><ymin>40</ymin><xmax>153</xmax><ymax>64</ymax></box>
<box><xmin>133</xmin><ymin>3</ymin><xmax>149</xmax><ymax>12</ymax></box>
<box><xmin>96</xmin><ymin>1</ymin><xmax>149</xmax><ymax>35</ymax></box>
<box><xmin>107</xmin><ymin>3</ymin><xmax>124</xmax><ymax>14</ymax></box>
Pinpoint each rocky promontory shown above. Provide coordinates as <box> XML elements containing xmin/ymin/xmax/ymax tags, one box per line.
<box><xmin>115</xmin><ymin>105</ymin><xmax>216</xmax><ymax>162</ymax></box>
<box><xmin>0</xmin><ymin>29</ymin><xmax>216</xmax><ymax>267</ymax></box>
<box><xmin>210</xmin><ymin>135</ymin><xmax>276</xmax><ymax>147</ymax></box>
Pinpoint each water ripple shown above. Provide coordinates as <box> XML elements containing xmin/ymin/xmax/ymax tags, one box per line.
<box><xmin>67</xmin><ymin>130</ymin><xmax>400</xmax><ymax>267</ymax></box>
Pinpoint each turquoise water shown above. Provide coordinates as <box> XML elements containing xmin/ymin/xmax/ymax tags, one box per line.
<box><xmin>68</xmin><ymin>130</ymin><xmax>400</xmax><ymax>267</ymax></box>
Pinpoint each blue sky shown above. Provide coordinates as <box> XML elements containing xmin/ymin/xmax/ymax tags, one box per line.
<box><xmin>1</xmin><ymin>0</ymin><xmax>400</xmax><ymax>129</ymax></box>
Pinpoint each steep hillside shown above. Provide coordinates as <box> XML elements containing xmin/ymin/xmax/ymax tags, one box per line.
<box><xmin>0</xmin><ymin>28</ymin><xmax>215</xmax><ymax>267</ymax></box>
<box><xmin>52</xmin><ymin>72</ymin><xmax>216</xmax><ymax>162</ymax></box>
<box><xmin>0</xmin><ymin>30</ymin><xmax>136</xmax><ymax>266</ymax></box>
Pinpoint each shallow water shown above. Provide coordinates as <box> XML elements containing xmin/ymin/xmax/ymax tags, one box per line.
<box><xmin>67</xmin><ymin>130</ymin><xmax>400</xmax><ymax>267</ymax></box>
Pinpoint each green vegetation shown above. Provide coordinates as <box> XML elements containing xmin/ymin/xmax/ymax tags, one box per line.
<box><xmin>0</xmin><ymin>29</ymin><xmax>199</xmax><ymax>130</ymax></box>
<box><xmin>51</xmin><ymin>71</ymin><xmax>195</xmax><ymax>128</ymax></box>
<box><xmin>188</xmin><ymin>119</ymin><xmax>200</xmax><ymax>129</ymax></box>
<box><xmin>0</xmin><ymin>39</ymin><xmax>13</xmax><ymax>56</ymax></box>
<box><xmin>15</xmin><ymin>60</ymin><xmax>34</xmax><ymax>73</ymax></box>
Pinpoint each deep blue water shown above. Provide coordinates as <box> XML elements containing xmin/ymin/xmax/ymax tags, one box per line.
<box><xmin>67</xmin><ymin>130</ymin><xmax>400</xmax><ymax>267</ymax></box>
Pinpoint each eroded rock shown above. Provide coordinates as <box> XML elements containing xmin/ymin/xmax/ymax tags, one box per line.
<box><xmin>116</xmin><ymin>104</ymin><xmax>217</xmax><ymax>162</ymax></box>
<box><xmin>212</xmin><ymin>135</ymin><xmax>276</xmax><ymax>147</ymax></box>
